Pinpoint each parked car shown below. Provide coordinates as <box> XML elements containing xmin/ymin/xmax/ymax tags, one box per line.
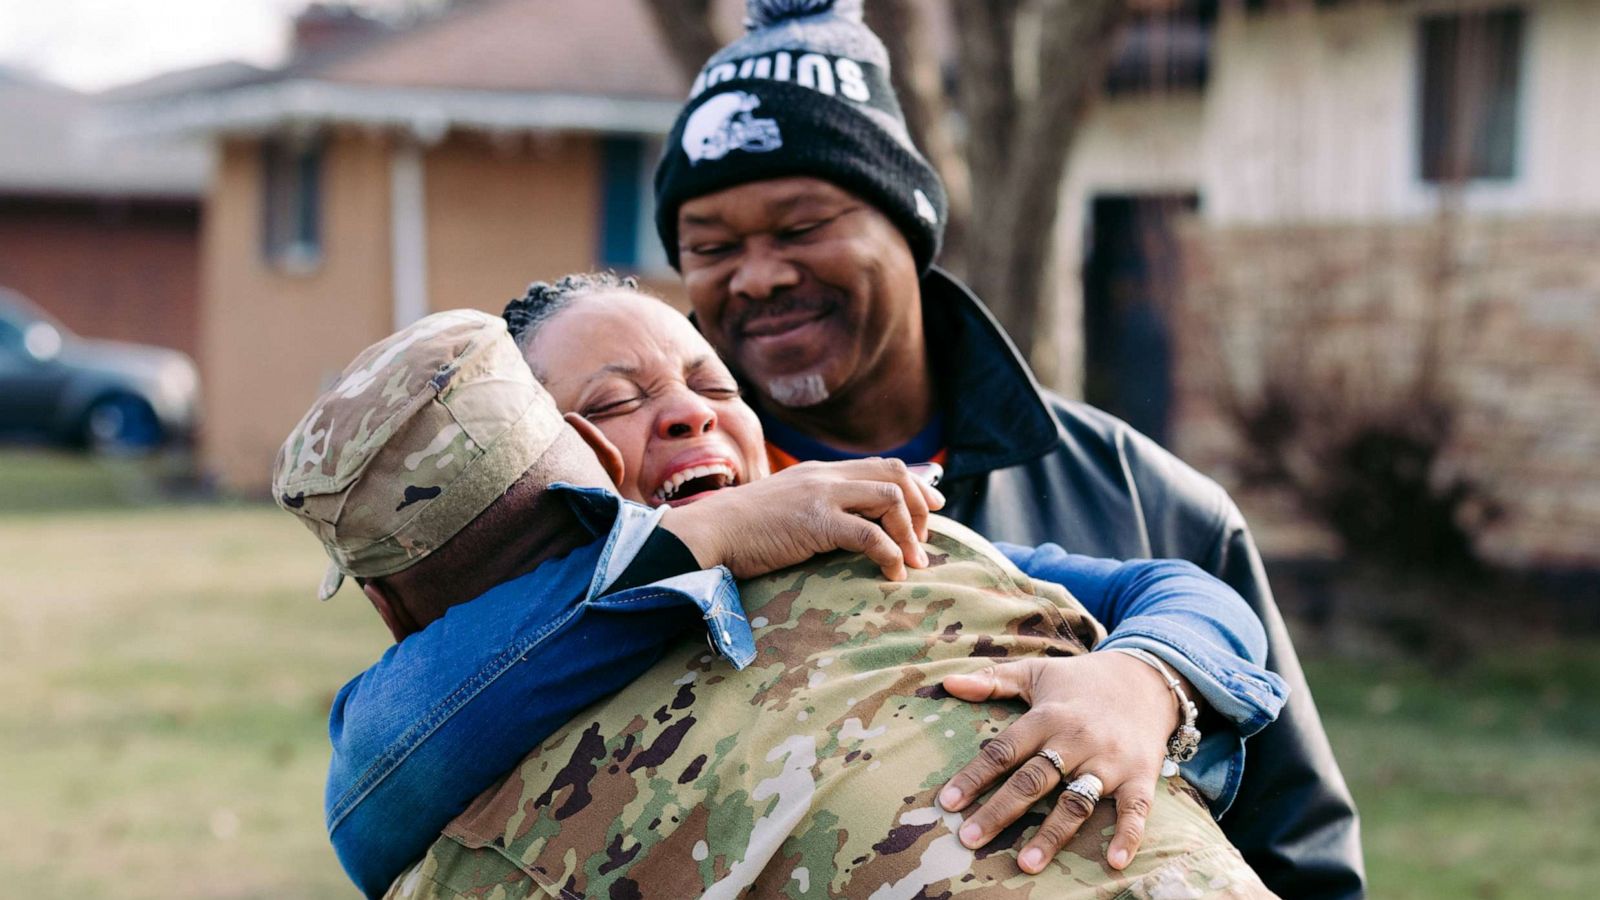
<box><xmin>0</xmin><ymin>288</ymin><xmax>198</xmax><ymax>453</ymax></box>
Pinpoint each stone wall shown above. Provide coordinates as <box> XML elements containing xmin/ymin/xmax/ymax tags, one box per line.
<box><xmin>1174</xmin><ymin>216</ymin><xmax>1600</xmax><ymax>572</ymax></box>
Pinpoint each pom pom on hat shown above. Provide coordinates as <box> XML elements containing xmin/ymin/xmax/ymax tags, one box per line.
<box><xmin>745</xmin><ymin>0</ymin><xmax>863</xmax><ymax>29</ymax></box>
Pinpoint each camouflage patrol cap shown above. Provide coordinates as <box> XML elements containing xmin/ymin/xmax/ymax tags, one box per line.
<box><xmin>272</xmin><ymin>309</ymin><xmax>561</xmax><ymax>600</ymax></box>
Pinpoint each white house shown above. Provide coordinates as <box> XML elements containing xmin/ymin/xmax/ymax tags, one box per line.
<box><xmin>1056</xmin><ymin>0</ymin><xmax>1600</xmax><ymax>571</ymax></box>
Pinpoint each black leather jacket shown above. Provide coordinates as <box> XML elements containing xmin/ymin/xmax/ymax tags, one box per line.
<box><xmin>923</xmin><ymin>269</ymin><xmax>1366</xmax><ymax>899</ymax></box>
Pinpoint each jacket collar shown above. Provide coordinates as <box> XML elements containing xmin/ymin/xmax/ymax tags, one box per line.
<box><xmin>920</xmin><ymin>267</ymin><xmax>1064</xmax><ymax>479</ymax></box>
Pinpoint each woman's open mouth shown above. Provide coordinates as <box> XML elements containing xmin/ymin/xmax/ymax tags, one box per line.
<box><xmin>651</xmin><ymin>461</ymin><xmax>740</xmax><ymax>507</ymax></box>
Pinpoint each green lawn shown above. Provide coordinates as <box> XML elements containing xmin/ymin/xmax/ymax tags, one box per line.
<box><xmin>0</xmin><ymin>452</ymin><xmax>391</xmax><ymax>898</ymax></box>
<box><xmin>1</xmin><ymin>450</ymin><xmax>1596</xmax><ymax>898</ymax></box>
<box><xmin>1306</xmin><ymin>650</ymin><xmax>1600</xmax><ymax>899</ymax></box>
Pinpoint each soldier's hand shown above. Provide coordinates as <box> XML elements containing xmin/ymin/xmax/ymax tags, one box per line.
<box><xmin>935</xmin><ymin>654</ymin><xmax>1189</xmax><ymax>874</ymax></box>
<box><xmin>660</xmin><ymin>458</ymin><xmax>945</xmax><ymax>580</ymax></box>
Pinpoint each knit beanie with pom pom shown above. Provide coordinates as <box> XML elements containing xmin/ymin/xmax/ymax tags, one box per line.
<box><xmin>653</xmin><ymin>0</ymin><xmax>948</xmax><ymax>273</ymax></box>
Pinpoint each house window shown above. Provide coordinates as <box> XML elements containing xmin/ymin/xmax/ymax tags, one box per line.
<box><xmin>597</xmin><ymin>136</ymin><xmax>669</xmax><ymax>274</ymax></box>
<box><xmin>261</xmin><ymin>135</ymin><xmax>324</xmax><ymax>270</ymax></box>
<box><xmin>1103</xmin><ymin>0</ymin><xmax>1212</xmax><ymax>96</ymax></box>
<box><xmin>1418</xmin><ymin>7</ymin><xmax>1524</xmax><ymax>183</ymax></box>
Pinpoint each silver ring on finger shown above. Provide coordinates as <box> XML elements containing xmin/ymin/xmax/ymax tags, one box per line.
<box><xmin>1034</xmin><ymin>748</ymin><xmax>1069</xmax><ymax>779</ymax></box>
<box><xmin>1062</xmin><ymin>772</ymin><xmax>1104</xmax><ymax>806</ymax></box>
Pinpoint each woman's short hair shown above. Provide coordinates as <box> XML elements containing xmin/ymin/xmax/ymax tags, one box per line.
<box><xmin>502</xmin><ymin>272</ymin><xmax>644</xmax><ymax>351</ymax></box>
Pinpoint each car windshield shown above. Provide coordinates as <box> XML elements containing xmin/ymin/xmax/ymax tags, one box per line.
<box><xmin>0</xmin><ymin>289</ymin><xmax>69</xmax><ymax>335</ymax></box>
<box><xmin>0</xmin><ymin>315</ymin><xmax>19</xmax><ymax>351</ymax></box>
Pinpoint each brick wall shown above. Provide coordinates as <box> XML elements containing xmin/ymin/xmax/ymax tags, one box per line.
<box><xmin>1174</xmin><ymin>216</ymin><xmax>1600</xmax><ymax>572</ymax></box>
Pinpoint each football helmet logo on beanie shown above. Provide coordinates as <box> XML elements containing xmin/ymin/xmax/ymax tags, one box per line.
<box><xmin>682</xmin><ymin>91</ymin><xmax>784</xmax><ymax>164</ymax></box>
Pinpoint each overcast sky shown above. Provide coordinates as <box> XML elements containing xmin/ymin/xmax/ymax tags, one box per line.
<box><xmin>0</xmin><ymin>0</ymin><xmax>335</xmax><ymax>92</ymax></box>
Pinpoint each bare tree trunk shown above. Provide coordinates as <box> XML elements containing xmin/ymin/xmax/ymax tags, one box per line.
<box><xmin>957</xmin><ymin>0</ymin><xmax>1129</xmax><ymax>361</ymax></box>
<box><xmin>864</xmin><ymin>0</ymin><xmax>970</xmax><ymax>271</ymax></box>
<box><xmin>950</xmin><ymin>0</ymin><xmax>1019</xmax><ymax>230</ymax></box>
<box><xmin>643</xmin><ymin>0</ymin><xmax>729</xmax><ymax>81</ymax></box>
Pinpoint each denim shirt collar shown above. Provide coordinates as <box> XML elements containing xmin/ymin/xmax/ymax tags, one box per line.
<box><xmin>551</xmin><ymin>482</ymin><xmax>666</xmax><ymax>595</ymax></box>
<box><xmin>551</xmin><ymin>482</ymin><xmax>755</xmax><ymax>668</ymax></box>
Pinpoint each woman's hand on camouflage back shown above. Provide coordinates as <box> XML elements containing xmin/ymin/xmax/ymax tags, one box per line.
<box><xmin>660</xmin><ymin>457</ymin><xmax>945</xmax><ymax>581</ymax></box>
<box><xmin>936</xmin><ymin>653</ymin><xmax>1195</xmax><ymax>874</ymax></box>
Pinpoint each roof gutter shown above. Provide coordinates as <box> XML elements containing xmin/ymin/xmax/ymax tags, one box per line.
<box><xmin>101</xmin><ymin>78</ymin><xmax>683</xmax><ymax>141</ymax></box>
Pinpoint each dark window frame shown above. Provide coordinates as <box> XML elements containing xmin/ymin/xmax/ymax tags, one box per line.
<box><xmin>1417</xmin><ymin>6</ymin><xmax>1526</xmax><ymax>184</ymax></box>
<box><xmin>598</xmin><ymin>136</ymin><xmax>644</xmax><ymax>268</ymax></box>
<box><xmin>596</xmin><ymin>136</ymin><xmax>671</xmax><ymax>275</ymax></box>
<box><xmin>1102</xmin><ymin>0</ymin><xmax>1214</xmax><ymax>98</ymax></box>
<box><xmin>260</xmin><ymin>134</ymin><xmax>326</xmax><ymax>271</ymax></box>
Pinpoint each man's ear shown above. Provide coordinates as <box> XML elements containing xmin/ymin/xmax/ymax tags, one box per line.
<box><xmin>564</xmin><ymin>412</ymin><xmax>626</xmax><ymax>488</ymax></box>
<box><xmin>361</xmin><ymin>578</ymin><xmax>419</xmax><ymax>643</ymax></box>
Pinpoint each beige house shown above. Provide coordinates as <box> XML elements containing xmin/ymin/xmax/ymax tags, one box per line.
<box><xmin>127</xmin><ymin>0</ymin><xmax>692</xmax><ymax>491</ymax></box>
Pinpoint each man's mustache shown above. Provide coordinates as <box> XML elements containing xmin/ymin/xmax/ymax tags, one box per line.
<box><xmin>730</xmin><ymin>289</ymin><xmax>843</xmax><ymax>334</ymax></box>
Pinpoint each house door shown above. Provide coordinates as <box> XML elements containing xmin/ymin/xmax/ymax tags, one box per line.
<box><xmin>1081</xmin><ymin>194</ymin><xmax>1197</xmax><ymax>447</ymax></box>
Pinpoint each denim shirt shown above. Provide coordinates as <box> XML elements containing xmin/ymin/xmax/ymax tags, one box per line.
<box><xmin>324</xmin><ymin>485</ymin><xmax>754</xmax><ymax>897</ymax></box>
<box><xmin>326</xmin><ymin>487</ymin><xmax>1287</xmax><ymax>897</ymax></box>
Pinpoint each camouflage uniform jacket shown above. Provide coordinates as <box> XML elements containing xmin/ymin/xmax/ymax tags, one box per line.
<box><xmin>387</xmin><ymin>516</ymin><xmax>1274</xmax><ymax>899</ymax></box>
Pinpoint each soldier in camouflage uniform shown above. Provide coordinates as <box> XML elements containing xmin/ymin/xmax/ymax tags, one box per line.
<box><xmin>273</xmin><ymin>307</ymin><xmax>989</xmax><ymax>894</ymax></box>
<box><xmin>387</xmin><ymin>515</ymin><xmax>1272</xmax><ymax>899</ymax></box>
<box><xmin>274</xmin><ymin>308</ymin><xmax>1276</xmax><ymax>898</ymax></box>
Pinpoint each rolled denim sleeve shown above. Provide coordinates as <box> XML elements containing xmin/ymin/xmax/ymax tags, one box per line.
<box><xmin>326</xmin><ymin>486</ymin><xmax>751</xmax><ymax>897</ymax></box>
<box><xmin>996</xmin><ymin>542</ymin><xmax>1289</xmax><ymax>816</ymax></box>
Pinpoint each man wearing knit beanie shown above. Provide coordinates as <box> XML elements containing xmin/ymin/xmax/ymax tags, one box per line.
<box><xmin>652</xmin><ymin>2</ymin><xmax>1363</xmax><ymax>897</ymax></box>
<box><xmin>655</xmin><ymin>0</ymin><xmax>946</xmax><ymax>274</ymax></box>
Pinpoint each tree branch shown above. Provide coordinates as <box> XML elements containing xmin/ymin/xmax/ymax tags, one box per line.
<box><xmin>951</xmin><ymin>0</ymin><xmax>1021</xmax><ymax>209</ymax></box>
<box><xmin>961</xmin><ymin>0</ymin><xmax>1129</xmax><ymax>363</ymax></box>
<box><xmin>643</xmin><ymin>0</ymin><xmax>729</xmax><ymax>82</ymax></box>
<box><xmin>864</xmin><ymin>0</ymin><xmax>969</xmax><ymax>268</ymax></box>
<box><xmin>1012</xmin><ymin>0</ymin><xmax>1127</xmax><ymax>207</ymax></box>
